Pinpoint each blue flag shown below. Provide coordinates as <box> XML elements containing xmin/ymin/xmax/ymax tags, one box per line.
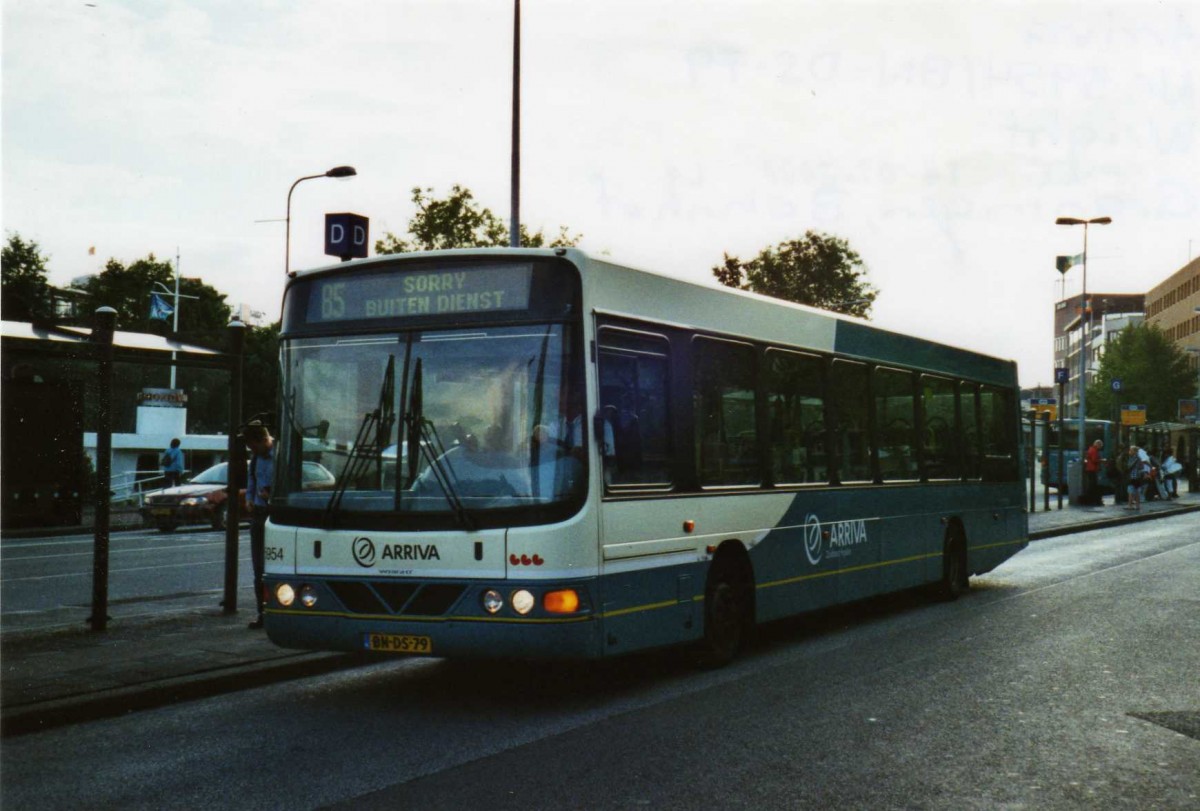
<box><xmin>149</xmin><ymin>293</ymin><xmax>174</xmax><ymax>321</ymax></box>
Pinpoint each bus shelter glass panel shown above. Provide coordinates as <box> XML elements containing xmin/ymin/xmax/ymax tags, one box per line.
<box><xmin>277</xmin><ymin>324</ymin><xmax>585</xmax><ymax>515</ymax></box>
<box><xmin>765</xmin><ymin>349</ymin><xmax>826</xmax><ymax>485</ymax></box>
<box><xmin>875</xmin><ymin>367</ymin><xmax>917</xmax><ymax>481</ymax></box>
<box><xmin>597</xmin><ymin>328</ymin><xmax>672</xmax><ymax>488</ymax></box>
<box><xmin>922</xmin><ymin>375</ymin><xmax>961</xmax><ymax>480</ymax></box>
<box><xmin>830</xmin><ymin>360</ymin><xmax>871</xmax><ymax>483</ymax></box>
<box><xmin>693</xmin><ymin>337</ymin><xmax>759</xmax><ymax>487</ymax></box>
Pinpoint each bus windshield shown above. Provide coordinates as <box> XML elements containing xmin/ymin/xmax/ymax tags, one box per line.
<box><xmin>277</xmin><ymin>323</ymin><xmax>586</xmax><ymax>521</ymax></box>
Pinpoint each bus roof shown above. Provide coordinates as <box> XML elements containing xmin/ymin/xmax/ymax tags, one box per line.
<box><xmin>288</xmin><ymin>247</ymin><xmax>1017</xmax><ymax>383</ymax></box>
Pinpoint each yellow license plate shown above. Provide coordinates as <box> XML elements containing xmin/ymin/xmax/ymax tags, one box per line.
<box><xmin>365</xmin><ymin>633</ymin><xmax>432</xmax><ymax>655</ymax></box>
<box><xmin>152</xmin><ymin>508</ymin><xmax>173</xmax><ymax>516</ymax></box>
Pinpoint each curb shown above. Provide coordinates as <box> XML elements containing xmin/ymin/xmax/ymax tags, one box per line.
<box><xmin>0</xmin><ymin>650</ymin><xmax>366</xmax><ymax>738</ymax></box>
<box><xmin>1029</xmin><ymin>503</ymin><xmax>1199</xmax><ymax>541</ymax></box>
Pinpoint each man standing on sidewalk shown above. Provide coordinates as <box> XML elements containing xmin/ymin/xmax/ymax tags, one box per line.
<box><xmin>1084</xmin><ymin>439</ymin><xmax>1104</xmax><ymax>506</ymax></box>
<box><xmin>161</xmin><ymin>438</ymin><xmax>185</xmax><ymax>488</ymax></box>
<box><xmin>243</xmin><ymin>422</ymin><xmax>274</xmax><ymax>630</ymax></box>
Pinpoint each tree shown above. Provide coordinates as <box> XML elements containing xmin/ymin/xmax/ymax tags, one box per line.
<box><xmin>242</xmin><ymin>322</ymin><xmax>281</xmax><ymax>424</ymax></box>
<box><xmin>375</xmin><ymin>185</ymin><xmax>582</xmax><ymax>254</ymax></box>
<box><xmin>712</xmin><ymin>231</ymin><xmax>877</xmax><ymax>318</ymax></box>
<box><xmin>2</xmin><ymin>233</ymin><xmax>54</xmax><ymax>322</ymax></box>
<box><xmin>74</xmin><ymin>254</ymin><xmax>232</xmax><ymax>347</ymax></box>
<box><xmin>1086</xmin><ymin>323</ymin><xmax>1195</xmax><ymax>423</ymax></box>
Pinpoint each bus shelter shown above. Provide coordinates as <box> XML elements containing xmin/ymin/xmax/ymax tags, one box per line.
<box><xmin>1</xmin><ymin>312</ymin><xmax>248</xmax><ymax>630</ymax></box>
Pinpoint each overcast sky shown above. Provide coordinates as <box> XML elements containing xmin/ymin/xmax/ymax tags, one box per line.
<box><xmin>3</xmin><ymin>0</ymin><xmax>1197</xmax><ymax>386</ymax></box>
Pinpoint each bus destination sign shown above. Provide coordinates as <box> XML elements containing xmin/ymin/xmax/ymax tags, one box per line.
<box><xmin>309</xmin><ymin>264</ymin><xmax>533</xmax><ymax>323</ymax></box>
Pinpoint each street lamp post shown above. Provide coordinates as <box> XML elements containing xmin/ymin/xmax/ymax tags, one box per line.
<box><xmin>285</xmin><ymin>165</ymin><xmax>357</xmax><ymax>276</ymax></box>
<box><xmin>1056</xmin><ymin>215</ymin><xmax>1112</xmax><ymax>462</ymax></box>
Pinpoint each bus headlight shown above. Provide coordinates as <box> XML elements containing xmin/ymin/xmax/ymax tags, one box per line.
<box><xmin>482</xmin><ymin>589</ymin><xmax>504</xmax><ymax>614</ymax></box>
<box><xmin>275</xmin><ymin>583</ymin><xmax>296</xmax><ymax>607</ymax></box>
<box><xmin>511</xmin><ymin>589</ymin><xmax>535</xmax><ymax>615</ymax></box>
<box><xmin>299</xmin><ymin>585</ymin><xmax>318</xmax><ymax>608</ymax></box>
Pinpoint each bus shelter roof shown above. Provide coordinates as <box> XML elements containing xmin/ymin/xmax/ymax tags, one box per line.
<box><xmin>2</xmin><ymin>320</ymin><xmax>222</xmax><ymax>357</ymax></box>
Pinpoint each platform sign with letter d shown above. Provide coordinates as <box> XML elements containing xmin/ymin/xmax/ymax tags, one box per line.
<box><xmin>325</xmin><ymin>212</ymin><xmax>370</xmax><ymax>261</ymax></box>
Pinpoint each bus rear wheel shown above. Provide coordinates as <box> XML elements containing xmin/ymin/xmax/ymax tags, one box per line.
<box><xmin>936</xmin><ymin>529</ymin><xmax>969</xmax><ymax>601</ymax></box>
<box><xmin>698</xmin><ymin>558</ymin><xmax>751</xmax><ymax>667</ymax></box>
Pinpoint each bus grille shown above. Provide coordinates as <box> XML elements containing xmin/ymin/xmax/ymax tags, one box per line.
<box><xmin>327</xmin><ymin>581</ymin><xmax>465</xmax><ymax>616</ymax></box>
<box><xmin>328</xmin><ymin>582</ymin><xmax>388</xmax><ymax>615</ymax></box>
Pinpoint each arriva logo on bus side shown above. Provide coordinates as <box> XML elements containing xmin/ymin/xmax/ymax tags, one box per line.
<box><xmin>803</xmin><ymin>514</ymin><xmax>869</xmax><ymax>565</ymax></box>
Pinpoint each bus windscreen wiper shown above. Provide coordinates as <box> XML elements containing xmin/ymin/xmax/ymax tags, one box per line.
<box><xmin>405</xmin><ymin>359</ymin><xmax>476</xmax><ymax>530</ymax></box>
<box><xmin>325</xmin><ymin>354</ymin><xmax>396</xmax><ymax>524</ymax></box>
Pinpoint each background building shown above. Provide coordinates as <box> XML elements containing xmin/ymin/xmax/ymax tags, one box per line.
<box><xmin>1053</xmin><ymin>293</ymin><xmax>1143</xmax><ymax>418</ymax></box>
<box><xmin>1144</xmin><ymin>257</ymin><xmax>1200</xmax><ymax>405</ymax></box>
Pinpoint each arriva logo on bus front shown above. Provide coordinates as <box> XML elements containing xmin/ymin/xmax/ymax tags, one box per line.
<box><xmin>803</xmin><ymin>514</ymin><xmax>869</xmax><ymax>566</ymax></box>
<box><xmin>352</xmin><ymin>536</ymin><xmax>441</xmax><ymax>568</ymax></box>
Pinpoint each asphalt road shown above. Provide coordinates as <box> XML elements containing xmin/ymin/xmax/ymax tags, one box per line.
<box><xmin>2</xmin><ymin>515</ymin><xmax>1197</xmax><ymax>810</ymax></box>
<box><xmin>0</xmin><ymin>526</ymin><xmax>252</xmax><ymax>630</ymax></box>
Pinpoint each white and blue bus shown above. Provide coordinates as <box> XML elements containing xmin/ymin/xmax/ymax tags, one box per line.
<box><xmin>264</xmin><ymin>248</ymin><xmax>1027</xmax><ymax>663</ymax></box>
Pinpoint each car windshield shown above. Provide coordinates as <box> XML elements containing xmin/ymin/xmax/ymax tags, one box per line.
<box><xmin>189</xmin><ymin>463</ymin><xmax>228</xmax><ymax>485</ymax></box>
<box><xmin>276</xmin><ymin>324</ymin><xmax>586</xmax><ymax>520</ymax></box>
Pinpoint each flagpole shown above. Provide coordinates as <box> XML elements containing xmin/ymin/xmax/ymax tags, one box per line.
<box><xmin>171</xmin><ymin>249</ymin><xmax>181</xmax><ymax>389</ymax></box>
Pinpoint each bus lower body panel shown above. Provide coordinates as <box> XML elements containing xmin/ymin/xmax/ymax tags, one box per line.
<box><xmin>263</xmin><ymin>575</ymin><xmax>603</xmax><ymax>659</ymax></box>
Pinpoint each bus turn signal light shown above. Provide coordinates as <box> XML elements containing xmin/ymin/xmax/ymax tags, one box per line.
<box><xmin>543</xmin><ymin>589</ymin><xmax>580</xmax><ymax>614</ymax></box>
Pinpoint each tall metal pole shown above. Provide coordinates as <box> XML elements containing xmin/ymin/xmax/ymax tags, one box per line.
<box><xmin>509</xmin><ymin>0</ymin><xmax>521</xmax><ymax>248</ymax></box>
<box><xmin>1078</xmin><ymin>222</ymin><xmax>1089</xmax><ymax>461</ymax></box>
<box><xmin>223</xmin><ymin>320</ymin><xmax>246</xmax><ymax>614</ymax></box>
<box><xmin>170</xmin><ymin>249</ymin><xmax>180</xmax><ymax>389</ymax></box>
<box><xmin>89</xmin><ymin>306</ymin><xmax>117</xmax><ymax>632</ymax></box>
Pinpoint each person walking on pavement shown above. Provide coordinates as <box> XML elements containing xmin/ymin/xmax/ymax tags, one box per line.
<box><xmin>161</xmin><ymin>438</ymin><xmax>185</xmax><ymax>488</ymax></box>
<box><xmin>1126</xmin><ymin>445</ymin><xmax>1149</xmax><ymax>512</ymax></box>
<box><xmin>1084</xmin><ymin>439</ymin><xmax>1104</xmax><ymax>506</ymax></box>
<box><xmin>243</xmin><ymin>422</ymin><xmax>274</xmax><ymax>630</ymax></box>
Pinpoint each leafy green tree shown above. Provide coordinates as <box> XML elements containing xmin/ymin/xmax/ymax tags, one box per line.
<box><xmin>74</xmin><ymin>254</ymin><xmax>232</xmax><ymax>347</ymax></box>
<box><xmin>713</xmin><ymin>231</ymin><xmax>877</xmax><ymax>318</ymax></box>
<box><xmin>1086</xmin><ymin>323</ymin><xmax>1195</xmax><ymax>422</ymax></box>
<box><xmin>2</xmin><ymin>233</ymin><xmax>54</xmax><ymax>322</ymax></box>
<box><xmin>242</xmin><ymin>321</ymin><xmax>281</xmax><ymax>424</ymax></box>
<box><xmin>375</xmin><ymin>185</ymin><xmax>581</xmax><ymax>254</ymax></box>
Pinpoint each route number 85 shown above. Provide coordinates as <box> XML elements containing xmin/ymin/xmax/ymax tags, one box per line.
<box><xmin>321</xmin><ymin>283</ymin><xmax>346</xmax><ymax>319</ymax></box>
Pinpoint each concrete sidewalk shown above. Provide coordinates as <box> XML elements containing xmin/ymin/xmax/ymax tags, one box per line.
<box><xmin>3</xmin><ymin>495</ymin><xmax>1197</xmax><ymax>738</ymax></box>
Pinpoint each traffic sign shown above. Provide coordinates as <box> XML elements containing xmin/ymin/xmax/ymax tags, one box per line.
<box><xmin>1054</xmin><ymin>367</ymin><xmax>1069</xmax><ymax>385</ymax></box>
<box><xmin>1111</xmin><ymin>378</ymin><xmax>1123</xmax><ymax>393</ymax></box>
<box><xmin>1030</xmin><ymin>398</ymin><xmax>1057</xmax><ymax>420</ymax></box>
<box><xmin>1120</xmin><ymin>404</ymin><xmax>1147</xmax><ymax>426</ymax></box>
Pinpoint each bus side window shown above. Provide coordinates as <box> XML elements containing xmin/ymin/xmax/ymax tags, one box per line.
<box><xmin>981</xmin><ymin>385</ymin><xmax>1018</xmax><ymax>482</ymax></box>
<box><xmin>765</xmin><ymin>349</ymin><xmax>826</xmax><ymax>485</ymax></box>
<box><xmin>922</xmin><ymin>375</ymin><xmax>960</xmax><ymax>480</ymax></box>
<box><xmin>597</xmin><ymin>327</ymin><xmax>672</xmax><ymax>489</ymax></box>
<box><xmin>961</xmin><ymin>382</ymin><xmax>982</xmax><ymax>479</ymax></box>
<box><xmin>692</xmin><ymin>337</ymin><xmax>758</xmax><ymax>487</ymax></box>
<box><xmin>875</xmin><ymin>367</ymin><xmax>918</xmax><ymax>482</ymax></box>
<box><xmin>830</xmin><ymin>360</ymin><xmax>871</xmax><ymax>483</ymax></box>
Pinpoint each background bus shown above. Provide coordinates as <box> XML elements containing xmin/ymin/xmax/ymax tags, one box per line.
<box><xmin>264</xmin><ymin>248</ymin><xmax>1027</xmax><ymax>664</ymax></box>
<box><xmin>1040</xmin><ymin>419</ymin><xmax>1116</xmax><ymax>493</ymax></box>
